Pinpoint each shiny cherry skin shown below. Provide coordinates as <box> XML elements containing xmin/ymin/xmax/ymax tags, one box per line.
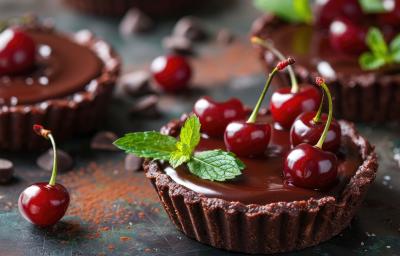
<box><xmin>329</xmin><ymin>18</ymin><xmax>367</xmax><ymax>55</ymax></box>
<box><xmin>314</xmin><ymin>0</ymin><xmax>364</xmax><ymax>28</ymax></box>
<box><xmin>150</xmin><ymin>54</ymin><xmax>192</xmax><ymax>92</ymax></box>
<box><xmin>224</xmin><ymin>121</ymin><xmax>271</xmax><ymax>157</ymax></box>
<box><xmin>290</xmin><ymin>111</ymin><xmax>341</xmax><ymax>152</ymax></box>
<box><xmin>18</xmin><ymin>182</ymin><xmax>70</xmax><ymax>227</ymax></box>
<box><xmin>270</xmin><ymin>85</ymin><xmax>321</xmax><ymax>129</ymax></box>
<box><xmin>378</xmin><ymin>1</ymin><xmax>400</xmax><ymax>26</ymax></box>
<box><xmin>0</xmin><ymin>28</ymin><xmax>36</xmax><ymax>75</ymax></box>
<box><xmin>283</xmin><ymin>143</ymin><xmax>338</xmax><ymax>190</ymax></box>
<box><xmin>193</xmin><ymin>96</ymin><xmax>246</xmax><ymax>137</ymax></box>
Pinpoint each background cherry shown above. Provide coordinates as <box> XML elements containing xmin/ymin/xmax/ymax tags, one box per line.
<box><xmin>18</xmin><ymin>125</ymin><xmax>70</xmax><ymax>227</ymax></box>
<box><xmin>193</xmin><ymin>96</ymin><xmax>245</xmax><ymax>137</ymax></box>
<box><xmin>0</xmin><ymin>28</ymin><xmax>36</xmax><ymax>75</ymax></box>
<box><xmin>283</xmin><ymin>77</ymin><xmax>338</xmax><ymax>190</ymax></box>
<box><xmin>290</xmin><ymin>84</ymin><xmax>341</xmax><ymax>152</ymax></box>
<box><xmin>150</xmin><ymin>54</ymin><xmax>192</xmax><ymax>92</ymax></box>
<box><xmin>329</xmin><ymin>18</ymin><xmax>367</xmax><ymax>55</ymax></box>
<box><xmin>224</xmin><ymin>57</ymin><xmax>295</xmax><ymax>157</ymax></box>
<box><xmin>314</xmin><ymin>0</ymin><xmax>364</xmax><ymax>28</ymax></box>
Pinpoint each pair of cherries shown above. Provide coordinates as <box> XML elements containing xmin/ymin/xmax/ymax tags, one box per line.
<box><xmin>18</xmin><ymin>125</ymin><xmax>70</xmax><ymax>227</ymax></box>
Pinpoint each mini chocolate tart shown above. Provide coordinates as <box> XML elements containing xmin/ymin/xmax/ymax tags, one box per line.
<box><xmin>251</xmin><ymin>15</ymin><xmax>400</xmax><ymax>123</ymax></box>
<box><xmin>144</xmin><ymin>113</ymin><xmax>377</xmax><ymax>254</ymax></box>
<box><xmin>0</xmin><ymin>20</ymin><xmax>120</xmax><ymax>151</ymax></box>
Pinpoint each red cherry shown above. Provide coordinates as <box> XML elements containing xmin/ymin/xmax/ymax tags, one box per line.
<box><xmin>0</xmin><ymin>28</ymin><xmax>36</xmax><ymax>75</ymax></box>
<box><xmin>224</xmin><ymin>121</ymin><xmax>271</xmax><ymax>157</ymax></box>
<box><xmin>329</xmin><ymin>18</ymin><xmax>367</xmax><ymax>55</ymax></box>
<box><xmin>193</xmin><ymin>96</ymin><xmax>246</xmax><ymax>137</ymax></box>
<box><xmin>290</xmin><ymin>111</ymin><xmax>341</xmax><ymax>152</ymax></box>
<box><xmin>315</xmin><ymin>0</ymin><xmax>364</xmax><ymax>28</ymax></box>
<box><xmin>18</xmin><ymin>182</ymin><xmax>70</xmax><ymax>227</ymax></box>
<box><xmin>150</xmin><ymin>54</ymin><xmax>192</xmax><ymax>92</ymax></box>
<box><xmin>378</xmin><ymin>1</ymin><xmax>400</xmax><ymax>26</ymax></box>
<box><xmin>283</xmin><ymin>143</ymin><xmax>338</xmax><ymax>189</ymax></box>
<box><xmin>270</xmin><ymin>85</ymin><xmax>321</xmax><ymax>129</ymax></box>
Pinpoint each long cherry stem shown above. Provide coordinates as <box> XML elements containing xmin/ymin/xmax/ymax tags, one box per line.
<box><xmin>315</xmin><ymin>78</ymin><xmax>333</xmax><ymax>149</ymax></box>
<box><xmin>48</xmin><ymin>134</ymin><xmax>58</xmax><ymax>186</ymax></box>
<box><xmin>251</xmin><ymin>36</ymin><xmax>299</xmax><ymax>93</ymax></box>
<box><xmin>247</xmin><ymin>57</ymin><xmax>295</xmax><ymax>123</ymax></box>
<box><xmin>312</xmin><ymin>91</ymin><xmax>324</xmax><ymax>123</ymax></box>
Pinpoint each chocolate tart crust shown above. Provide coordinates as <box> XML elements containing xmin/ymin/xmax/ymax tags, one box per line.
<box><xmin>144</xmin><ymin>114</ymin><xmax>378</xmax><ymax>254</ymax></box>
<box><xmin>251</xmin><ymin>15</ymin><xmax>400</xmax><ymax>123</ymax></box>
<box><xmin>0</xmin><ymin>20</ymin><xmax>121</xmax><ymax>151</ymax></box>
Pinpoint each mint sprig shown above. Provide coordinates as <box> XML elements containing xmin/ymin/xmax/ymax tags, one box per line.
<box><xmin>359</xmin><ymin>0</ymin><xmax>389</xmax><ymax>13</ymax></box>
<box><xmin>253</xmin><ymin>0</ymin><xmax>312</xmax><ymax>24</ymax></box>
<box><xmin>359</xmin><ymin>27</ymin><xmax>400</xmax><ymax>70</ymax></box>
<box><xmin>114</xmin><ymin>115</ymin><xmax>245</xmax><ymax>181</ymax></box>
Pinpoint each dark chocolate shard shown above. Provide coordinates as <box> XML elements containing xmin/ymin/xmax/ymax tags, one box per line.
<box><xmin>119</xmin><ymin>8</ymin><xmax>154</xmax><ymax>36</ymax></box>
<box><xmin>37</xmin><ymin>149</ymin><xmax>74</xmax><ymax>173</ymax></box>
<box><xmin>162</xmin><ymin>36</ymin><xmax>194</xmax><ymax>55</ymax></box>
<box><xmin>216</xmin><ymin>29</ymin><xmax>235</xmax><ymax>45</ymax></box>
<box><xmin>91</xmin><ymin>131</ymin><xmax>119</xmax><ymax>151</ymax></box>
<box><xmin>129</xmin><ymin>94</ymin><xmax>160</xmax><ymax>117</ymax></box>
<box><xmin>173</xmin><ymin>16</ymin><xmax>208</xmax><ymax>41</ymax></box>
<box><xmin>125</xmin><ymin>154</ymin><xmax>143</xmax><ymax>172</ymax></box>
<box><xmin>0</xmin><ymin>159</ymin><xmax>14</xmax><ymax>184</ymax></box>
<box><xmin>120</xmin><ymin>70</ymin><xmax>152</xmax><ymax>97</ymax></box>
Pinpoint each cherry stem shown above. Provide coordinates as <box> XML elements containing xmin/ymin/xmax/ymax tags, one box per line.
<box><xmin>315</xmin><ymin>78</ymin><xmax>333</xmax><ymax>149</ymax></box>
<box><xmin>312</xmin><ymin>91</ymin><xmax>324</xmax><ymax>123</ymax></box>
<box><xmin>251</xmin><ymin>36</ymin><xmax>299</xmax><ymax>93</ymax></box>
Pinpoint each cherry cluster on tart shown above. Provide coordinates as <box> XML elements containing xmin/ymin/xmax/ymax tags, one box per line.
<box><xmin>130</xmin><ymin>58</ymin><xmax>379</xmax><ymax>254</ymax></box>
<box><xmin>0</xmin><ymin>17</ymin><xmax>120</xmax><ymax>151</ymax></box>
<box><xmin>251</xmin><ymin>0</ymin><xmax>400</xmax><ymax>123</ymax></box>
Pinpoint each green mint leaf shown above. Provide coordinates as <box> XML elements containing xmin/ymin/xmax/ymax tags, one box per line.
<box><xmin>187</xmin><ymin>150</ymin><xmax>244</xmax><ymax>181</ymax></box>
<box><xmin>169</xmin><ymin>150</ymin><xmax>191</xmax><ymax>168</ymax></box>
<box><xmin>359</xmin><ymin>52</ymin><xmax>386</xmax><ymax>70</ymax></box>
<box><xmin>391</xmin><ymin>49</ymin><xmax>400</xmax><ymax>62</ymax></box>
<box><xmin>366</xmin><ymin>27</ymin><xmax>388</xmax><ymax>57</ymax></box>
<box><xmin>253</xmin><ymin>0</ymin><xmax>312</xmax><ymax>23</ymax></box>
<box><xmin>179</xmin><ymin>115</ymin><xmax>201</xmax><ymax>154</ymax></box>
<box><xmin>359</xmin><ymin>0</ymin><xmax>387</xmax><ymax>13</ymax></box>
<box><xmin>389</xmin><ymin>34</ymin><xmax>400</xmax><ymax>52</ymax></box>
<box><xmin>114</xmin><ymin>131</ymin><xmax>177</xmax><ymax>160</ymax></box>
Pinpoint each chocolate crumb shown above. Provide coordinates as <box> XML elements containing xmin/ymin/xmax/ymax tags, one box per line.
<box><xmin>0</xmin><ymin>159</ymin><xmax>14</xmax><ymax>184</ymax></box>
<box><xmin>37</xmin><ymin>149</ymin><xmax>74</xmax><ymax>173</ymax></box>
<box><xmin>125</xmin><ymin>154</ymin><xmax>143</xmax><ymax>172</ymax></box>
<box><xmin>129</xmin><ymin>94</ymin><xmax>160</xmax><ymax>117</ymax></box>
<box><xmin>216</xmin><ymin>29</ymin><xmax>235</xmax><ymax>45</ymax></box>
<box><xmin>162</xmin><ymin>36</ymin><xmax>194</xmax><ymax>55</ymax></box>
<box><xmin>91</xmin><ymin>131</ymin><xmax>119</xmax><ymax>151</ymax></box>
<box><xmin>119</xmin><ymin>8</ymin><xmax>154</xmax><ymax>36</ymax></box>
<box><xmin>173</xmin><ymin>16</ymin><xmax>207</xmax><ymax>41</ymax></box>
<box><xmin>120</xmin><ymin>70</ymin><xmax>152</xmax><ymax>97</ymax></box>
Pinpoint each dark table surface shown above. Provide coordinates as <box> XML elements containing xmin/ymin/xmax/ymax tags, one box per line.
<box><xmin>0</xmin><ymin>1</ymin><xmax>399</xmax><ymax>255</ymax></box>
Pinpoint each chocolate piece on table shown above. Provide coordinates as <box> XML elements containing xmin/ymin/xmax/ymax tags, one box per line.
<box><xmin>173</xmin><ymin>16</ymin><xmax>207</xmax><ymax>41</ymax></box>
<box><xmin>162</xmin><ymin>36</ymin><xmax>193</xmax><ymax>55</ymax></box>
<box><xmin>124</xmin><ymin>154</ymin><xmax>143</xmax><ymax>172</ymax></box>
<box><xmin>119</xmin><ymin>8</ymin><xmax>154</xmax><ymax>36</ymax></box>
<box><xmin>120</xmin><ymin>70</ymin><xmax>152</xmax><ymax>97</ymax></box>
<box><xmin>0</xmin><ymin>159</ymin><xmax>14</xmax><ymax>184</ymax></box>
<box><xmin>216</xmin><ymin>29</ymin><xmax>235</xmax><ymax>45</ymax></box>
<box><xmin>90</xmin><ymin>131</ymin><xmax>119</xmax><ymax>151</ymax></box>
<box><xmin>37</xmin><ymin>149</ymin><xmax>74</xmax><ymax>173</ymax></box>
<box><xmin>129</xmin><ymin>94</ymin><xmax>160</xmax><ymax>117</ymax></box>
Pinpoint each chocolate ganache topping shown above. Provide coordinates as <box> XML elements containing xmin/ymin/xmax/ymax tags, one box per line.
<box><xmin>163</xmin><ymin>116</ymin><xmax>362</xmax><ymax>205</ymax></box>
<box><xmin>0</xmin><ymin>29</ymin><xmax>102</xmax><ymax>105</ymax></box>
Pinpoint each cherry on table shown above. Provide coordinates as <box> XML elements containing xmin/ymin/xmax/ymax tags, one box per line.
<box><xmin>0</xmin><ymin>28</ymin><xmax>36</xmax><ymax>75</ymax></box>
<box><xmin>314</xmin><ymin>0</ymin><xmax>364</xmax><ymax>28</ymax></box>
<box><xmin>193</xmin><ymin>96</ymin><xmax>246</xmax><ymax>138</ymax></box>
<box><xmin>224</xmin><ymin>57</ymin><xmax>295</xmax><ymax>157</ymax></box>
<box><xmin>283</xmin><ymin>77</ymin><xmax>339</xmax><ymax>190</ymax></box>
<box><xmin>329</xmin><ymin>18</ymin><xmax>367</xmax><ymax>55</ymax></box>
<box><xmin>18</xmin><ymin>125</ymin><xmax>70</xmax><ymax>227</ymax></box>
<box><xmin>150</xmin><ymin>54</ymin><xmax>192</xmax><ymax>92</ymax></box>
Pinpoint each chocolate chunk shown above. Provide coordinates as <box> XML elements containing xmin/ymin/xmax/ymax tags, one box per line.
<box><xmin>121</xmin><ymin>70</ymin><xmax>152</xmax><ymax>97</ymax></box>
<box><xmin>173</xmin><ymin>16</ymin><xmax>207</xmax><ymax>41</ymax></box>
<box><xmin>0</xmin><ymin>159</ymin><xmax>14</xmax><ymax>184</ymax></box>
<box><xmin>162</xmin><ymin>36</ymin><xmax>194</xmax><ymax>55</ymax></box>
<box><xmin>125</xmin><ymin>154</ymin><xmax>143</xmax><ymax>172</ymax></box>
<box><xmin>129</xmin><ymin>95</ymin><xmax>160</xmax><ymax>117</ymax></box>
<box><xmin>119</xmin><ymin>8</ymin><xmax>154</xmax><ymax>36</ymax></box>
<box><xmin>216</xmin><ymin>29</ymin><xmax>235</xmax><ymax>45</ymax></box>
<box><xmin>91</xmin><ymin>131</ymin><xmax>119</xmax><ymax>151</ymax></box>
<box><xmin>37</xmin><ymin>149</ymin><xmax>74</xmax><ymax>173</ymax></box>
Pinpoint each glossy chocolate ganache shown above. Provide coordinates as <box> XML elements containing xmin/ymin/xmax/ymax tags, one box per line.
<box><xmin>0</xmin><ymin>29</ymin><xmax>103</xmax><ymax>105</ymax></box>
<box><xmin>163</xmin><ymin>115</ymin><xmax>362</xmax><ymax>205</ymax></box>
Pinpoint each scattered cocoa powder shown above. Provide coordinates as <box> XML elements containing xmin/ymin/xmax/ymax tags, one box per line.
<box><xmin>120</xmin><ymin>236</ymin><xmax>131</xmax><ymax>242</ymax></box>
